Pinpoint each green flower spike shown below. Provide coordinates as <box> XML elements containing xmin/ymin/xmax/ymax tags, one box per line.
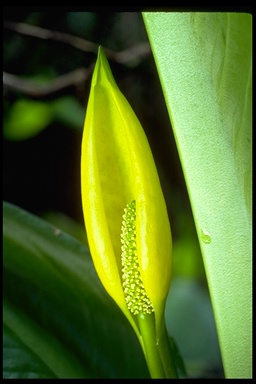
<box><xmin>81</xmin><ymin>47</ymin><xmax>176</xmax><ymax>378</ymax></box>
<box><xmin>121</xmin><ymin>200</ymin><xmax>154</xmax><ymax>315</ymax></box>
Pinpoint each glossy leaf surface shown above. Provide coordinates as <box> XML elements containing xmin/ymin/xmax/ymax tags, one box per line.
<box><xmin>3</xmin><ymin>201</ymin><xmax>149</xmax><ymax>378</ymax></box>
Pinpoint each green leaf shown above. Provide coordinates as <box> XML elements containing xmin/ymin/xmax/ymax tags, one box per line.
<box><xmin>169</xmin><ymin>335</ymin><xmax>187</xmax><ymax>379</ymax></box>
<box><xmin>51</xmin><ymin>96</ymin><xmax>85</xmax><ymax>131</ymax></box>
<box><xmin>143</xmin><ymin>12</ymin><xmax>252</xmax><ymax>379</ymax></box>
<box><xmin>3</xmin><ymin>201</ymin><xmax>149</xmax><ymax>378</ymax></box>
<box><xmin>3</xmin><ymin>324</ymin><xmax>56</xmax><ymax>379</ymax></box>
<box><xmin>4</xmin><ymin>99</ymin><xmax>53</xmax><ymax>140</ymax></box>
<box><xmin>41</xmin><ymin>210</ymin><xmax>89</xmax><ymax>246</ymax></box>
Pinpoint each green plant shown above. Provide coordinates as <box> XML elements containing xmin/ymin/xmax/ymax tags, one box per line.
<box><xmin>3</xmin><ymin>11</ymin><xmax>251</xmax><ymax>379</ymax></box>
<box><xmin>80</xmin><ymin>47</ymin><xmax>178</xmax><ymax>378</ymax></box>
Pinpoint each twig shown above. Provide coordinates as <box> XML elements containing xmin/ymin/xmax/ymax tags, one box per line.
<box><xmin>3</xmin><ymin>67</ymin><xmax>92</xmax><ymax>100</ymax></box>
<box><xmin>4</xmin><ymin>21</ymin><xmax>98</xmax><ymax>53</ymax></box>
<box><xmin>4</xmin><ymin>21</ymin><xmax>151</xmax><ymax>64</ymax></box>
<box><xmin>3</xmin><ymin>20</ymin><xmax>151</xmax><ymax>98</ymax></box>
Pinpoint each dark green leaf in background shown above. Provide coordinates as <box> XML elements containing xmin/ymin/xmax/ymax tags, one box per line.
<box><xmin>3</xmin><ymin>324</ymin><xmax>56</xmax><ymax>379</ymax></box>
<box><xmin>3</xmin><ymin>201</ymin><xmax>149</xmax><ymax>378</ymax></box>
<box><xmin>51</xmin><ymin>96</ymin><xmax>85</xmax><ymax>131</ymax></box>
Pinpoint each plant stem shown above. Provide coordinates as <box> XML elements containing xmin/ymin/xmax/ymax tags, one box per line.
<box><xmin>137</xmin><ymin>313</ymin><xmax>166</xmax><ymax>378</ymax></box>
<box><xmin>158</xmin><ymin>322</ymin><xmax>179</xmax><ymax>378</ymax></box>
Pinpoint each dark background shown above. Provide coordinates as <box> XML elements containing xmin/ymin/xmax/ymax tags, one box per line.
<box><xmin>3</xmin><ymin>10</ymin><xmax>186</xmax><ymax>231</ymax></box>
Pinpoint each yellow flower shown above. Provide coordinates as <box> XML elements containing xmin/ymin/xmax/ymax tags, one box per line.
<box><xmin>81</xmin><ymin>47</ymin><xmax>172</xmax><ymax>345</ymax></box>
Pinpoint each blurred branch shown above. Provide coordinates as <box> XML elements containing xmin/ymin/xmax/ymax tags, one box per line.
<box><xmin>3</xmin><ymin>67</ymin><xmax>92</xmax><ymax>100</ymax></box>
<box><xmin>4</xmin><ymin>21</ymin><xmax>151</xmax><ymax>64</ymax></box>
<box><xmin>4</xmin><ymin>21</ymin><xmax>98</xmax><ymax>53</ymax></box>
<box><xmin>4</xmin><ymin>21</ymin><xmax>151</xmax><ymax>99</ymax></box>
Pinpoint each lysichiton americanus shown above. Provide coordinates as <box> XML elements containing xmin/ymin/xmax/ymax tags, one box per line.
<box><xmin>81</xmin><ymin>46</ymin><xmax>172</xmax><ymax>353</ymax></box>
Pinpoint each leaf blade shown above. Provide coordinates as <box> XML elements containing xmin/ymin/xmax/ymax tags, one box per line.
<box><xmin>143</xmin><ymin>12</ymin><xmax>252</xmax><ymax>378</ymax></box>
<box><xmin>3</xmin><ymin>201</ymin><xmax>149</xmax><ymax>378</ymax></box>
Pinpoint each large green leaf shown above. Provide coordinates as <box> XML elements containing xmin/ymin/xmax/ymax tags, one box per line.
<box><xmin>3</xmin><ymin>201</ymin><xmax>149</xmax><ymax>378</ymax></box>
<box><xmin>143</xmin><ymin>12</ymin><xmax>252</xmax><ymax>379</ymax></box>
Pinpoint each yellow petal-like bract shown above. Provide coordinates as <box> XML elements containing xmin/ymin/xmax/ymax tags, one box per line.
<box><xmin>81</xmin><ymin>47</ymin><xmax>172</xmax><ymax>337</ymax></box>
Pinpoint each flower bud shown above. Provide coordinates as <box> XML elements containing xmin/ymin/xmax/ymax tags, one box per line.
<box><xmin>81</xmin><ymin>47</ymin><xmax>172</xmax><ymax>339</ymax></box>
